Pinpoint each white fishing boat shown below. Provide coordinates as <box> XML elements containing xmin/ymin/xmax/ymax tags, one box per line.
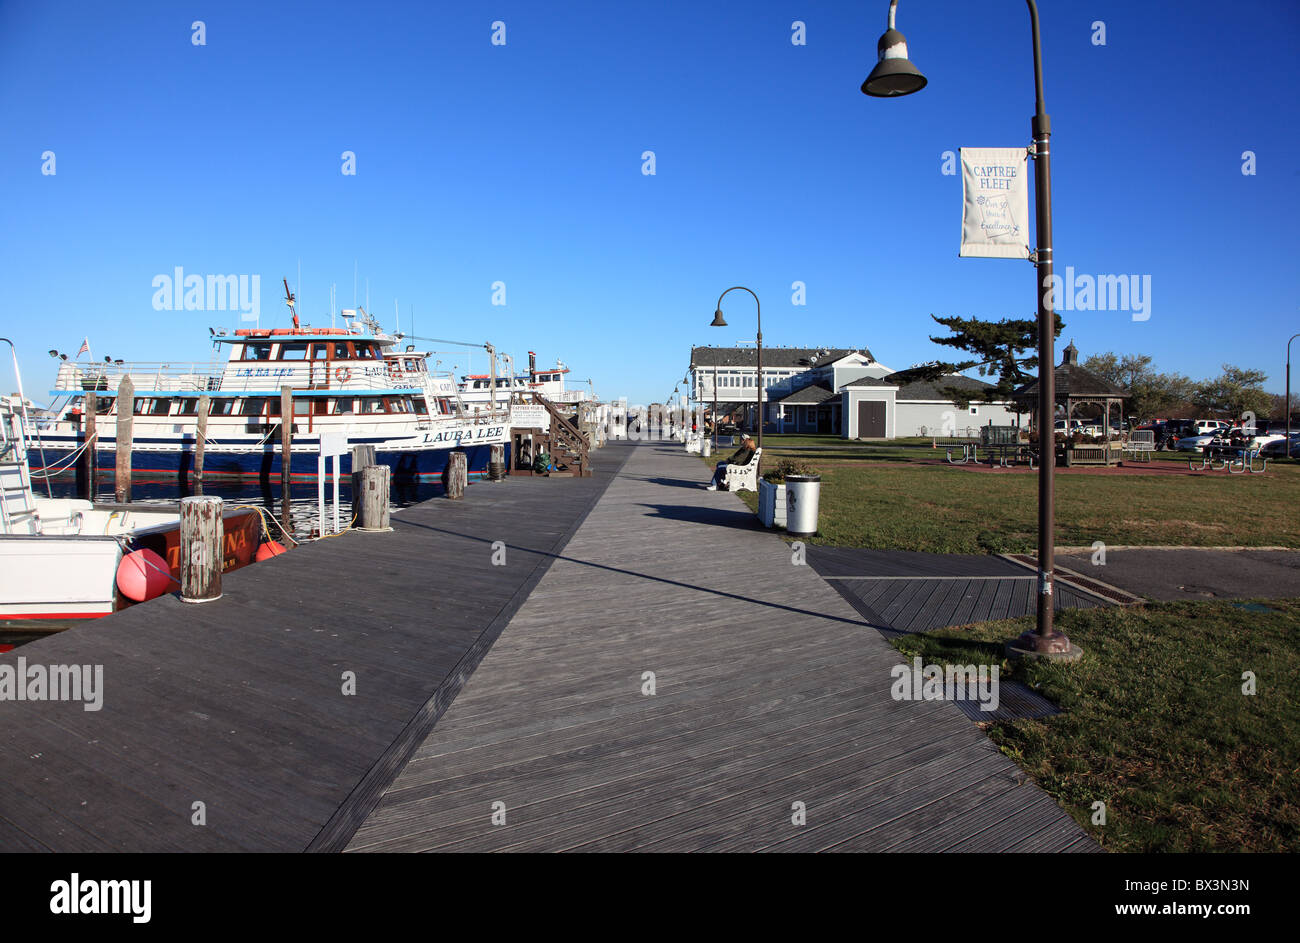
<box><xmin>457</xmin><ymin>351</ymin><xmax>592</xmax><ymax>411</ymax></box>
<box><xmin>28</xmin><ymin>297</ymin><xmax>511</xmax><ymax>485</ymax></box>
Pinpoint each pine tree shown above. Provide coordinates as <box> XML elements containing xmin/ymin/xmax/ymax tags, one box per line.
<box><xmin>884</xmin><ymin>313</ymin><xmax>1064</xmax><ymax>408</ymax></box>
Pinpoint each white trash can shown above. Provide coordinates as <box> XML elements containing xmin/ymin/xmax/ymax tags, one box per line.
<box><xmin>701</xmin><ymin>439</ymin><xmax>713</xmax><ymax>457</ymax></box>
<box><xmin>784</xmin><ymin>473</ymin><xmax>821</xmax><ymax>537</ymax></box>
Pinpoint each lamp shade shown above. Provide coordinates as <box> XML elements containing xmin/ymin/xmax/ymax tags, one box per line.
<box><xmin>710</xmin><ymin>310</ymin><xmax>727</xmax><ymax>327</ymax></box>
<box><xmin>862</xmin><ymin>28</ymin><xmax>927</xmax><ymax>97</ymax></box>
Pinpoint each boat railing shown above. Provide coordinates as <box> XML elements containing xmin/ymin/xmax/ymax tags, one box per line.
<box><xmin>54</xmin><ymin>360</ymin><xmax>415</xmax><ymax>396</ymax></box>
<box><xmin>55</xmin><ymin>361</ymin><xmax>226</xmax><ymax>394</ymax></box>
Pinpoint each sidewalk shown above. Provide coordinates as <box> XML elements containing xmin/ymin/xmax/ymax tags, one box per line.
<box><xmin>349</xmin><ymin>442</ymin><xmax>1096</xmax><ymax>852</ymax></box>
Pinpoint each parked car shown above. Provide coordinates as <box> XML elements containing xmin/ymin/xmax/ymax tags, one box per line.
<box><xmin>1175</xmin><ymin>430</ymin><xmax>1225</xmax><ymax>451</ymax></box>
<box><xmin>1260</xmin><ymin>433</ymin><xmax>1300</xmax><ymax>459</ymax></box>
<box><xmin>1178</xmin><ymin>426</ymin><xmax>1284</xmax><ymax>452</ymax></box>
<box><xmin>1054</xmin><ymin>419</ymin><xmax>1104</xmax><ymax>436</ymax></box>
<box><xmin>1160</xmin><ymin>419</ymin><xmax>1228</xmax><ymax>449</ymax></box>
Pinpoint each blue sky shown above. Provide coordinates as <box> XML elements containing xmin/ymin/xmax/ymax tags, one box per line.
<box><xmin>2</xmin><ymin>0</ymin><xmax>1298</xmax><ymax>406</ymax></box>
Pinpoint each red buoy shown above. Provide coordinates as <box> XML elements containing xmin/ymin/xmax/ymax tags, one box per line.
<box><xmin>255</xmin><ymin>541</ymin><xmax>286</xmax><ymax>561</ymax></box>
<box><xmin>116</xmin><ymin>549</ymin><xmax>172</xmax><ymax>602</ymax></box>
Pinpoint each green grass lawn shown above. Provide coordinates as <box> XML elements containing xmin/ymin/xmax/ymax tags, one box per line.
<box><xmin>699</xmin><ymin>453</ymin><xmax>1300</xmax><ymax>552</ymax></box>
<box><xmin>892</xmin><ymin>600</ymin><xmax>1300</xmax><ymax>852</ymax></box>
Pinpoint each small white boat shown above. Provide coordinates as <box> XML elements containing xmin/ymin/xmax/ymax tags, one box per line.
<box><xmin>1</xmin><ymin>397</ymin><xmax>257</xmax><ymax>621</ymax></box>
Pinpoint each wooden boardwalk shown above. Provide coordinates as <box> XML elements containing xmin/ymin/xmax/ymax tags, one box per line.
<box><xmin>348</xmin><ymin>442</ymin><xmax>1096</xmax><ymax>852</ymax></box>
<box><xmin>0</xmin><ymin>445</ymin><xmax>630</xmax><ymax>852</ymax></box>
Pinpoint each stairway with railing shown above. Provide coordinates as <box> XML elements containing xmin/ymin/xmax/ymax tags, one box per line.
<box><xmin>528</xmin><ymin>392</ymin><xmax>591</xmax><ymax>477</ymax></box>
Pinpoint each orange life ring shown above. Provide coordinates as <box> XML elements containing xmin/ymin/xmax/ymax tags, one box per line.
<box><xmin>335</xmin><ymin>366</ymin><xmax>352</xmax><ymax>383</ymax></box>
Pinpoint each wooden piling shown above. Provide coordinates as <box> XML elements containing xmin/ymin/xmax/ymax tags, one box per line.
<box><xmin>280</xmin><ymin>385</ymin><xmax>293</xmax><ymax>535</ymax></box>
<box><xmin>351</xmin><ymin>444</ymin><xmax>376</xmax><ymax>471</ymax></box>
<box><xmin>180</xmin><ymin>495</ymin><xmax>224</xmax><ymax>603</ymax></box>
<box><xmin>194</xmin><ymin>394</ymin><xmax>210</xmax><ymax>496</ymax></box>
<box><xmin>350</xmin><ymin>444</ymin><xmax>376</xmax><ymax>504</ymax></box>
<box><xmin>82</xmin><ymin>390</ymin><xmax>98</xmax><ymax>501</ymax></box>
<box><xmin>488</xmin><ymin>444</ymin><xmax>505</xmax><ymax>481</ymax></box>
<box><xmin>355</xmin><ymin>464</ymin><xmax>392</xmax><ymax>532</ymax></box>
<box><xmin>114</xmin><ymin>377</ymin><xmax>133</xmax><ymax>503</ymax></box>
<box><xmin>446</xmin><ymin>452</ymin><xmax>467</xmax><ymax>499</ymax></box>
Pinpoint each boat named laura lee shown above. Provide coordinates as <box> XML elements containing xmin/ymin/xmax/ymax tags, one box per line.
<box><xmin>30</xmin><ymin>309</ymin><xmax>511</xmax><ymax>483</ymax></box>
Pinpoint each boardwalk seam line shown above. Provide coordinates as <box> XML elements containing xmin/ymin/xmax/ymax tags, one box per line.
<box><xmin>304</xmin><ymin>444</ymin><xmax>635</xmax><ymax>853</ymax></box>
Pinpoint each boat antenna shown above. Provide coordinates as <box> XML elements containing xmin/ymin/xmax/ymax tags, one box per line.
<box><xmin>283</xmin><ymin>278</ymin><xmax>299</xmax><ymax>329</ymax></box>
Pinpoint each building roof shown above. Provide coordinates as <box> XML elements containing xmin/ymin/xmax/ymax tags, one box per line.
<box><xmin>772</xmin><ymin>381</ymin><xmax>837</xmax><ymax>404</ymax></box>
<box><xmin>843</xmin><ymin>373</ymin><xmax>1006</xmax><ymax>402</ymax></box>
<box><xmin>1011</xmin><ymin>343</ymin><xmax>1129</xmax><ymax>401</ymax></box>
<box><xmin>690</xmin><ymin>346</ymin><xmax>875</xmax><ymax>369</ymax></box>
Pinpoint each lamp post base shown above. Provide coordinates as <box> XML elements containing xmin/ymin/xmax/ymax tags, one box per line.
<box><xmin>1005</xmin><ymin>631</ymin><xmax>1083</xmax><ymax>663</ymax></box>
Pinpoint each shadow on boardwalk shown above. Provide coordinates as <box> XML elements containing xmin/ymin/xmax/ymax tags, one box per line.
<box><xmin>348</xmin><ymin>442</ymin><xmax>1097</xmax><ymax>853</ymax></box>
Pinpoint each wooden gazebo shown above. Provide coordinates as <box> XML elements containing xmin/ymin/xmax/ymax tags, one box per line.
<box><xmin>1012</xmin><ymin>342</ymin><xmax>1130</xmax><ymax>465</ymax></box>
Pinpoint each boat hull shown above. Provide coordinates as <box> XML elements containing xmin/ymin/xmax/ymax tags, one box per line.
<box><xmin>0</xmin><ymin>511</ymin><xmax>261</xmax><ymax>620</ymax></box>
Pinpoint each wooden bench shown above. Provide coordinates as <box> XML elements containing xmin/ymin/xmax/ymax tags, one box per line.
<box><xmin>721</xmin><ymin>447</ymin><xmax>762</xmax><ymax>493</ymax></box>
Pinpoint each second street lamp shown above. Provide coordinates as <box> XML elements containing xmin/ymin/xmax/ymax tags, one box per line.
<box><xmin>1287</xmin><ymin>332</ymin><xmax>1300</xmax><ymax>455</ymax></box>
<box><xmin>862</xmin><ymin>0</ymin><xmax>1078</xmax><ymax>660</ymax></box>
<box><xmin>711</xmin><ymin>286</ymin><xmax>763</xmax><ymax>451</ymax></box>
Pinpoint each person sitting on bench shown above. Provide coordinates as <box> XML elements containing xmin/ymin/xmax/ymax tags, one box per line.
<box><xmin>706</xmin><ymin>435</ymin><xmax>755</xmax><ymax>491</ymax></box>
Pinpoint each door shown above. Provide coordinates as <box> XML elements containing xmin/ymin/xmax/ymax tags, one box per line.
<box><xmin>857</xmin><ymin>400</ymin><xmax>886</xmax><ymax>438</ymax></box>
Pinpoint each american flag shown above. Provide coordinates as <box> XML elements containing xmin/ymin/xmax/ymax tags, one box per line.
<box><xmin>77</xmin><ymin>337</ymin><xmax>89</xmax><ymax>356</ymax></box>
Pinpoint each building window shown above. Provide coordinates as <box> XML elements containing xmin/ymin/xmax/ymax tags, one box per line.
<box><xmin>969</xmin><ymin>406</ymin><xmax>978</xmax><ymax>415</ymax></box>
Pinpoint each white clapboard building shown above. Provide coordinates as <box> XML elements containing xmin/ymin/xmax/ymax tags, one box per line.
<box><xmin>688</xmin><ymin>346</ymin><xmax>1019</xmax><ymax>439</ymax></box>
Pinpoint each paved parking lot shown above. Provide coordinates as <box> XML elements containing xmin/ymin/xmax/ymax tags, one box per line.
<box><xmin>1055</xmin><ymin>549</ymin><xmax>1300</xmax><ymax>601</ymax></box>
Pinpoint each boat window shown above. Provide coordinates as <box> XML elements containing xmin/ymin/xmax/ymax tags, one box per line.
<box><xmin>334</xmin><ymin>398</ymin><xmax>355</xmax><ymax>415</ymax></box>
<box><xmin>211</xmin><ymin>399</ymin><xmax>235</xmax><ymax>416</ymax></box>
<box><xmin>359</xmin><ymin>397</ymin><xmax>385</xmax><ymax>414</ymax></box>
<box><xmin>279</xmin><ymin>343</ymin><xmax>309</xmax><ymax>361</ymax></box>
<box><xmin>413</xmin><ymin>397</ymin><xmax>429</xmax><ymax>415</ymax></box>
<box><xmin>133</xmin><ymin>398</ymin><xmax>149</xmax><ymax>415</ymax></box>
<box><xmin>293</xmin><ymin>398</ymin><xmax>310</xmax><ymax>416</ymax></box>
<box><xmin>240</xmin><ymin>398</ymin><xmax>267</xmax><ymax>417</ymax></box>
<box><xmin>497</xmin><ymin>378</ymin><xmax>509</xmax><ymax>387</ymax></box>
<box><xmin>311</xmin><ymin>345</ymin><xmax>331</xmax><ymax>360</ymax></box>
<box><xmin>312</xmin><ymin>399</ymin><xmax>328</xmax><ymax>416</ymax></box>
<box><xmin>354</xmin><ymin>345</ymin><xmax>376</xmax><ymax>360</ymax></box>
<box><xmin>438</xmin><ymin>398</ymin><xmax>454</xmax><ymax>415</ymax></box>
<box><xmin>176</xmin><ymin>399</ymin><xmax>197</xmax><ymax>415</ymax></box>
<box><xmin>148</xmin><ymin>398</ymin><xmax>174</xmax><ymax>416</ymax></box>
<box><xmin>244</xmin><ymin>343</ymin><xmax>273</xmax><ymax>361</ymax></box>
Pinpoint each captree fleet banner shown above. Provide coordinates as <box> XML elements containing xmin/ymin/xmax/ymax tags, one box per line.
<box><xmin>959</xmin><ymin>147</ymin><xmax>1030</xmax><ymax>259</ymax></box>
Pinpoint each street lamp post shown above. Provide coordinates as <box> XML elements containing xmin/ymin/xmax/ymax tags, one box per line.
<box><xmin>1288</xmin><ymin>333</ymin><xmax>1300</xmax><ymax>455</ymax></box>
<box><xmin>713</xmin><ymin>364</ymin><xmax>719</xmax><ymax>448</ymax></box>
<box><xmin>863</xmin><ymin>0</ymin><xmax>1076</xmax><ymax>660</ymax></box>
<box><xmin>710</xmin><ymin>286</ymin><xmax>763</xmax><ymax>451</ymax></box>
